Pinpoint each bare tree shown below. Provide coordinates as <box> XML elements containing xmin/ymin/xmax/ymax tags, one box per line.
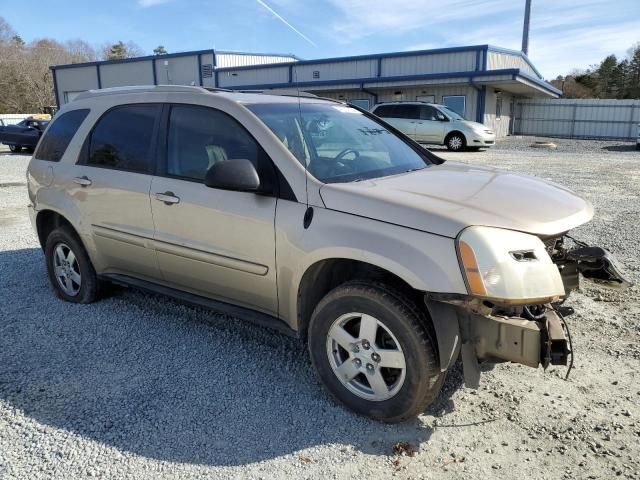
<box><xmin>0</xmin><ymin>16</ymin><xmax>16</xmax><ymax>41</ymax></box>
<box><xmin>0</xmin><ymin>17</ymin><xmax>99</xmax><ymax>113</ymax></box>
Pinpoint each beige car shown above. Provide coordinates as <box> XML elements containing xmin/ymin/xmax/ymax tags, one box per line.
<box><xmin>27</xmin><ymin>86</ymin><xmax>629</xmax><ymax>422</ymax></box>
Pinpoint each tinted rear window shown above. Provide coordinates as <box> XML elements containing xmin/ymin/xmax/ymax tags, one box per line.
<box><xmin>35</xmin><ymin>109</ymin><xmax>89</xmax><ymax>162</ymax></box>
<box><xmin>395</xmin><ymin>105</ymin><xmax>420</xmax><ymax>119</ymax></box>
<box><xmin>373</xmin><ymin>105</ymin><xmax>396</xmax><ymax>117</ymax></box>
<box><xmin>86</xmin><ymin>104</ymin><xmax>159</xmax><ymax>173</ymax></box>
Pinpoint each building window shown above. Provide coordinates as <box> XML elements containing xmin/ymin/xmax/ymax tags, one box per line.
<box><xmin>201</xmin><ymin>64</ymin><xmax>213</xmax><ymax>78</ymax></box>
<box><xmin>496</xmin><ymin>95</ymin><xmax>503</xmax><ymax>120</ymax></box>
<box><xmin>442</xmin><ymin>95</ymin><xmax>466</xmax><ymax>117</ymax></box>
<box><xmin>313</xmin><ymin>70</ymin><xmax>320</xmax><ymax>79</ymax></box>
<box><xmin>350</xmin><ymin>99</ymin><xmax>370</xmax><ymax>110</ymax></box>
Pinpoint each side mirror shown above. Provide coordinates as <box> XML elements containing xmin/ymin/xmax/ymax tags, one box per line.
<box><xmin>204</xmin><ymin>158</ymin><xmax>261</xmax><ymax>192</ymax></box>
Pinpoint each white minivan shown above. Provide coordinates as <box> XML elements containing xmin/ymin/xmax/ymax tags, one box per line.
<box><xmin>371</xmin><ymin>102</ymin><xmax>496</xmax><ymax>151</ymax></box>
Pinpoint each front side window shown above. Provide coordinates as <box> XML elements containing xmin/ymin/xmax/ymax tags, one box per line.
<box><xmin>87</xmin><ymin>104</ymin><xmax>160</xmax><ymax>172</ymax></box>
<box><xmin>420</xmin><ymin>105</ymin><xmax>446</xmax><ymax>121</ymax></box>
<box><xmin>166</xmin><ymin>105</ymin><xmax>264</xmax><ymax>182</ymax></box>
<box><xmin>248</xmin><ymin>102</ymin><xmax>434</xmax><ymax>184</ymax></box>
<box><xmin>35</xmin><ymin>109</ymin><xmax>89</xmax><ymax>162</ymax></box>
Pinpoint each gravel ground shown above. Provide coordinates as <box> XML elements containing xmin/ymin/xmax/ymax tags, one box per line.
<box><xmin>0</xmin><ymin>137</ymin><xmax>639</xmax><ymax>480</ymax></box>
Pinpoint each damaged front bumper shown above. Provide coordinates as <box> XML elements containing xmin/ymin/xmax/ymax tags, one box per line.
<box><xmin>426</xmin><ymin>299</ymin><xmax>571</xmax><ymax>388</ymax></box>
<box><xmin>549</xmin><ymin>236</ymin><xmax>632</xmax><ymax>294</ymax></box>
<box><xmin>425</xmin><ymin>236</ymin><xmax>632</xmax><ymax>388</ymax></box>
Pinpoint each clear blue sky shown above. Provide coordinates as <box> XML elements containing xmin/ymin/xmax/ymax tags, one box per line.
<box><xmin>1</xmin><ymin>0</ymin><xmax>638</xmax><ymax>78</ymax></box>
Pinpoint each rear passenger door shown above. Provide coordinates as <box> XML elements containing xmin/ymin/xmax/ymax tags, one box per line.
<box><xmin>149</xmin><ymin>104</ymin><xmax>278</xmax><ymax>315</ymax></box>
<box><xmin>72</xmin><ymin>104</ymin><xmax>162</xmax><ymax>280</ymax></box>
<box><xmin>373</xmin><ymin>105</ymin><xmax>417</xmax><ymax>139</ymax></box>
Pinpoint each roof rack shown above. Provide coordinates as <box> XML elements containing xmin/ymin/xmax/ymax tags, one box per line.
<box><xmin>74</xmin><ymin>85</ymin><xmax>215</xmax><ymax>101</ymax></box>
<box><xmin>73</xmin><ymin>84</ymin><xmax>347</xmax><ymax>105</ymax></box>
<box><xmin>237</xmin><ymin>89</ymin><xmax>318</xmax><ymax>98</ymax></box>
<box><xmin>376</xmin><ymin>100</ymin><xmax>438</xmax><ymax>105</ymax></box>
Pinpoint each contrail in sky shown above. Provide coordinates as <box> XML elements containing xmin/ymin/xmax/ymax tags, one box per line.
<box><xmin>255</xmin><ymin>0</ymin><xmax>317</xmax><ymax>46</ymax></box>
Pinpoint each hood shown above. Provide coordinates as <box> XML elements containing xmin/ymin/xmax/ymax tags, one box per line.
<box><xmin>456</xmin><ymin>119</ymin><xmax>489</xmax><ymax>131</ymax></box>
<box><xmin>319</xmin><ymin>162</ymin><xmax>593</xmax><ymax>238</ymax></box>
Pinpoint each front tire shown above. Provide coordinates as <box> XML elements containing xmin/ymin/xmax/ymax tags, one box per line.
<box><xmin>445</xmin><ymin>133</ymin><xmax>466</xmax><ymax>151</ymax></box>
<box><xmin>308</xmin><ymin>281</ymin><xmax>443</xmax><ymax>423</ymax></box>
<box><xmin>9</xmin><ymin>145</ymin><xmax>22</xmax><ymax>153</ymax></box>
<box><xmin>45</xmin><ymin>226</ymin><xmax>101</xmax><ymax>303</ymax></box>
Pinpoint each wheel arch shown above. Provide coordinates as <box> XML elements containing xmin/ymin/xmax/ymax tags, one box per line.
<box><xmin>296</xmin><ymin>257</ymin><xmax>429</xmax><ymax>342</ymax></box>
<box><xmin>445</xmin><ymin>130</ymin><xmax>466</xmax><ymax>143</ymax></box>
<box><xmin>35</xmin><ymin>209</ymin><xmax>81</xmax><ymax>250</ymax></box>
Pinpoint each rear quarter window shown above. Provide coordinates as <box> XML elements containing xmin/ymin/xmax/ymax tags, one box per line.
<box><xmin>373</xmin><ymin>105</ymin><xmax>396</xmax><ymax>117</ymax></box>
<box><xmin>35</xmin><ymin>109</ymin><xmax>90</xmax><ymax>162</ymax></box>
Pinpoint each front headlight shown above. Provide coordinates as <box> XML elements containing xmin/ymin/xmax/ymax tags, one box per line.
<box><xmin>457</xmin><ymin>226</ymin><xmax>565</xmax><ymax>304</ymax></box>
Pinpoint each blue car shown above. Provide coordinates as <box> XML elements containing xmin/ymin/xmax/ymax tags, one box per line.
<box><xmin>0</xmin><ymin>117</ymin><xmax>49</xmax><ymax>153</ymax></box>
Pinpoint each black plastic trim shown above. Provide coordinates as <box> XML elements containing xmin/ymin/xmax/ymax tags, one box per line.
<box><xmin>100</xmin><ymin>273</ymin><xmax>297</xmax><ymax>337</ymax></box>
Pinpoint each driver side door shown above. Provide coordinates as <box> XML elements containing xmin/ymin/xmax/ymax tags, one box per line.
<box><xmin>150</xmin><ymin>104</ymin><xmax>279</xmax><ymax>315</ymax></box>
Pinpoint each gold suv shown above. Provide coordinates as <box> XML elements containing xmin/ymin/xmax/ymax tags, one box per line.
<box><xmin>27</xmin><ymin>86</ymin><xmax>629</xmax><ymax>422</ymax></box>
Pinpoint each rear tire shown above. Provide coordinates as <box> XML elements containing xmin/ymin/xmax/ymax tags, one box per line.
<box><xmin>445</xmin><ymin>133</ymin><xmax>466</xmax><ymax>151</ymax></box>
<box><xmin>9</xmin><ymin>145</ymin><xmax>22</xmax><ymax>153</ymax></box>
<box><xmin>45</xmin><ymin>226</ymin><xmax>101</xmax><ymax>303</ymax></box>
<box><xmin>308</xmin><ymin>281</ymin><xmax>443</xmax><ymax>423</ymax></box>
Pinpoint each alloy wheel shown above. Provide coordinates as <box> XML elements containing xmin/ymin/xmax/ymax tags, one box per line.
<box><xmin>448</xmin><ymin>135</ymin><xmax>463</xmax><ymax>151</ymax></box>
<box><xmin>326</xmin><ymin>312</ymin><xmax>407</xmax><ymax>401</ymax></box>
<box><xmin>53</xmin><ymin>242</ymin><xmax>82</xmax><ymax>296</ymax></box>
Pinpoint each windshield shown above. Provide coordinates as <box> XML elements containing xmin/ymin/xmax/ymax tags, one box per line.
<box><xmin>441</xmin><ymin>106</ymin><xmax>463</xmax><ymax>121</ymax></box>
<box><xmin>247</xmin><ymin>102</ymin><xmax>433</xmax><ymax>183</ymax></box>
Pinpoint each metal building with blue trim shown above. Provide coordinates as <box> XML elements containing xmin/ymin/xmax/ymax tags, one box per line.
<box><xmin>50</xmin><ymin>45</ymin><xmax>560</xmax><ymax>137</ymax></box>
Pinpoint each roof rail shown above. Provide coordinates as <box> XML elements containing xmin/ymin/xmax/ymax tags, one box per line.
<box><xmin>376</xmin><ymin>100</ymin><xmax>436</xmax><ymax>105</ymax></box>
<box><xmin>237</xmin><ymin>88</ymin><xmax>319</xmax><ymax>98</ymax></box>
<box><xmin>74</xmin><ymin>85</ymin><xmax>213</xmax><ymax>101</ymax></box>
<box><xmin>234</xmin><ymin>89</ymin><xmax>346</xmax><ymax>104</ymax></box>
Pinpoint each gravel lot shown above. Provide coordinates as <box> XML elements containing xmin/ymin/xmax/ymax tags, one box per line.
<box><xmin>1</xmin><ymin>137</ymin><xmax>639</xmax><ymax>480</ymax></box>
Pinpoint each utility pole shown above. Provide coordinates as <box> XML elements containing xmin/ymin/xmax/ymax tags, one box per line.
<box><xmin>522</xmin><ymin>0</ymin><xmax>532</xmax><ymax>55</ymax></box>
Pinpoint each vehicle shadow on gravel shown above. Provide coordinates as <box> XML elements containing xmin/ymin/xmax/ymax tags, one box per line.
<box><xmin>0</xmin><ymin>248</ymin><xmax>466</xmax><ymax>466</ymax></box>
<box><xmin>601</xmin><ymin>144</ymin><xmax>638</xmax><ymax>152</ymax></box>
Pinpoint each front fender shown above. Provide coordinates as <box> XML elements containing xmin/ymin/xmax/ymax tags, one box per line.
<box><xmin>275</xmin><ymin>202</ymin><xmax>467</xmax><ymax>329</ymax></box>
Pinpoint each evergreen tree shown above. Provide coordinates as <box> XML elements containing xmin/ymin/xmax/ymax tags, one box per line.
<box><xmin>11</xmin><ymin>34</ymin><xmax>24</xmax><ymax>46</ymax></box>
<box><xmin>611</xmin><ymin>59</ymin><xmax>630</xmax><ymax>98</ymax></box>
<box><xmin>106</xmin><ymin>41</ymin><xmax>128</xmax><ymax>60</ymax></box>
<box><xmin>596</xmin><ymin>55</ymin><xmax>618</xmax><ymax>98</ymax></box>
<box><xmin>153</xmin><ymin>45</ymin><xmax>168</xmax><ymax>55</ymax></box>
<box><xmin>628</xmin><ymin>45</ymin><xmax>640</xmax><ymax>98</ymax></box>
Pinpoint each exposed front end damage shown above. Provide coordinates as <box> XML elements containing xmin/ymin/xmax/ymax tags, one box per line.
<box><xmin>546</xmin><ymin>235</ymin><xmax>632</xmax><ymax>293</ymax></box>
<box><xmin>426</xmin><ymin>234</ymin><xmax>631</xmax><ymax>388</ymax></box>
<box><xmin>427</xmin><ymin>298</ymin><xmax>572</xmax><ymax>388</ymax></box>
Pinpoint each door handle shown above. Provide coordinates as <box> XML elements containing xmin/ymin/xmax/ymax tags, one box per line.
<box><xmin>155</xmin><ymin>191</ymin><xmax>180</xmax><ymax>205</ymax></box>
<box><xmin>73</xmin><ymin>176</ymin><xmax>92</xmax><ymax>187</ymax></box>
